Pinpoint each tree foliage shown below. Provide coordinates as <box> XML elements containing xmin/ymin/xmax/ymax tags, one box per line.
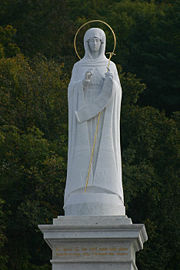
<box><xmin>0</xmin><ymin>55</ymin><xmax>68</xmax><ymax>269</ymax></box>
<box><xmin>0</xmin><ymin>25</ymin><xmax>20</xmax><ymax>58</ymax></box>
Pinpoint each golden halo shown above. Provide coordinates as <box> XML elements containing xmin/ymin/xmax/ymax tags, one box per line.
<box><xmin>74</xmin><ymin>19</ymin><xmax>116</xmax><ymax>60</ymax></box>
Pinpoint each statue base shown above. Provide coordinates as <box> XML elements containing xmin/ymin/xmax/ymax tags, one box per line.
<box><xmin>64</xmin><ymin>192</ymin><xmax>125</xmax><ymax>216</ymax></box>
<box><xmin>39</xmin><ymin>216</ymin><xmax>148</xmax><ymax>270</ymax></box>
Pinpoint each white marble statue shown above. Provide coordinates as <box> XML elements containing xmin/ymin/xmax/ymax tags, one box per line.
<box><xmin>64</xmin><ymin>28</ymin><xmax>125</xmax><ymax>216</ymax></box>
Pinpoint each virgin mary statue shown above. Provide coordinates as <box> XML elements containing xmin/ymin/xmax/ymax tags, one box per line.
<box><xmin>64</xmin><ymin>28</ymin><xmax>125</xmax><ymax>216</ymax></box>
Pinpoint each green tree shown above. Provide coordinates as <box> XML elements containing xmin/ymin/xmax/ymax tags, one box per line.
<box><xmin>120</xmin><ymin>68</ymin><xmax>180</xmax><ymax>270</ymax></box>
<box><xmin>0</xmin><ymin>0</ymin><xmax>73</xmax><ymax>59</ymax></box>
<box><xmin>0</xmin><ymin>25</ymin><xmax>20</xmax><ymax>58</ymax></box>
<box><xmin>0</xmin><ymin>54</ymin><xmax>68</xmax><ymax>140</ymax></box>
<box><xmin>0</xmin><ymin>55</ymin><xmax>68</xmax><ymax>269</ymax></box>
<box><xmin>0</xmin><ymin>198</ymin><xmax>8</xmax><ymax>270</ymax></box>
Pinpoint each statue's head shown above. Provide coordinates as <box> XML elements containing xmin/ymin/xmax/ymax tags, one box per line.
<box><xmin>83</xmin><ymin>28</ymin><xmax>106</xmax><ymax>60</ymax></box>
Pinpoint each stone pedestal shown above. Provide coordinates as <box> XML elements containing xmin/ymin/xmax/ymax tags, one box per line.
<box><xmin>39</xmin><ymin>216</ymin><xmax>148</xmax><ymax>270</ymax></box>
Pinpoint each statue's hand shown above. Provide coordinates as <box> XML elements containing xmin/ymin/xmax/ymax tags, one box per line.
<box><xmin>85</xmin><ymin>71</ymin><xmax>93</xmax><ymax>80</ymax></box>
<box><xmin>105</xmin><ymin>70</ymin><xmax>113</xmax><ymax>81</ymax></box>
<box><xmin>83</xmin><ymin>71</ymin><xmax>93</xmax><ymax>88</ymax></box>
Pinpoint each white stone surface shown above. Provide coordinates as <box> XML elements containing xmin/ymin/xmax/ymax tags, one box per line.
<box><xmin>39</xmin><ymin>216</ymin><xmax>148</xmax><ymax>270</ymax></box>
<box><xmin>52</xmin><ymin>263</ymin><xmax>136</xmax><ymax>270</ymax></box>
<box><xmin>64</xmin><ymin>28</ymin><xmax>125</xmax><ymax>216</ymax></box>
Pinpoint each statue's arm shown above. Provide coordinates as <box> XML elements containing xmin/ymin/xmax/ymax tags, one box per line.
<box><xmin>75</xmin><ymin>75</ymin><xmax>114</xmax><ymax>123</ymax></box>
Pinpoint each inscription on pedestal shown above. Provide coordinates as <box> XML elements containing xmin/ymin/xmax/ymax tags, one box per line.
<box><xmin>55</xmin><ymin>246</ymin><xmax>128</xmax><ymax>258</ymax></box>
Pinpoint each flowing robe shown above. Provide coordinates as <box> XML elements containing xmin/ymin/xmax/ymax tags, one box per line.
<box><xmin>64</xmin><ymin>27</ymin><xmax>125</xmax><ymax>216</ymax></box>
<box><xmin>64</xmin><ymin>60</ymin><xmax>125</xmax><ymax>215</ymax></box>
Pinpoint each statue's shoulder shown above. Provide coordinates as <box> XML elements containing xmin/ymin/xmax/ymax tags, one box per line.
<box><xmin>109</xmin><ymin>60</ymin><xmax>116</xmax><ymax>68</ymax></box>
<box><xmin>72</xmin><ymin>61</ymin><xmax>80</xmax><ymax>74</ymax></box>
<box><xmin>73</xmin><ymin>60</ymin><xmax>82</xmax><ymax>69</ymax></box>
<box><xmin>109</xmin><ymin>60</ymin><xmax>118</xmax><ymax>72</ymax></box>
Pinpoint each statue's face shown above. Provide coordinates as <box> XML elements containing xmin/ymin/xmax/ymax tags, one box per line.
<box><xmin>88</xmin><ymin>37</ymin><xmax>101</xmax><ymax>53</ymax></box>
